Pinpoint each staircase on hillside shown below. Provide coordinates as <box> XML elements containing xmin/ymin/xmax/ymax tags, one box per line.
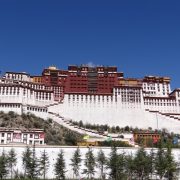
<box><xmin>145</xmin><ymin>109</ymin><xmax>180</xmax><ymax>122</ymax></box>
<box><xmin>47</xmin><ymin>111</ymin><xmax>134</xmax><ymax>146</ymax></box>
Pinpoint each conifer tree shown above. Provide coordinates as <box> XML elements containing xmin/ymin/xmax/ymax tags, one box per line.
<box><xmin>70</xmin><ymin>147</ymin><xmax>81</xmax><ymax>179</ymax></box>
<box><xmin>164</xmin><ymin>144</ymin><xmax>177</xmax><ymax>180</ymax></box>
<box><xmin>7</xmin><ymin>148</ymin><xmax>17</xmax><ymax>179</ymax></box>
<box><xmin>133</xmin><ymin>147</ymin><xmax>151</xmax><ymax>179</ymax></box>
<box><xmin>22</xmin><ymin>146</ymin><xmax>32</xmax><ymax>177</ymax></box>
<box><xmin>29</xmin><ymin>144</ymin><xmax>39</xmax><ymax>179</ymax></box>
<box><xmin>149</xmin><ymin>148</ymin><xmax>155</xmax><ymax>179</ymax></box>
<box><xmin>54</xmin><ymin>150</ymin><xmax>66</xmax><ymax>180</ymax></box>
<box><xmin>39</xmin><ymin>150</ymin><xmax>50</xmax><ymax>180</ymax></box>
<box><xmin>0</xmin><ymin>151</ymin><xmax>8</xmax><ymax>180</ymax></box>
<box><xmin>125</xmin><ymin>153</ymin><xmax>135</xmax><ymax>180</ymax></box>
<box><xmin>83</xmin><ymin>147</ymin><xmax>96</xmax><ymax>179</ymax></box>
<box><xmin>107</xmin><ymin>146</ymin><xmax>118</xmax><ymax>179</ymax></box>
<box><xmin>96</xmin><ymin>149</ymin><xmax>106</xmax><ymax>179</ymax></box>
<box><xmin>155</xmin><ymin>142</ymin><xmax>168</xmax><ymax>179</ymax></box>
<box><xmin>22</xmin><ymin>145</ymin><xmax>39</xmax><ymax>179</ymax></box>
<box><xmin>116</xmin><ymin>152</ymin><xmax>127</xmax><ymax>179</ymax></box>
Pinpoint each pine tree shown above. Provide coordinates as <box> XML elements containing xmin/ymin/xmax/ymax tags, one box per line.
<box><xmin>107</xmin><ymin>146</ymin><xmax>118</xmax><ymax>179</ymax></box>
<box><xmin>0</xmin><ymin>151</ymin><xmax>8</xmax><ymax>180</ymax></box>
<box><xmin>164</xmin><ymin>144</ymin><xmax>177</xmax><ymax>180</ymax></box>
<box><xmin>133</xmin><ymin>147</ymin><xmax>151</xmax><ymax>179</ymax></box>
<box><xmin>155</xmin><ymin>142</ymin><xmax>168</xmax><ymax>179</ymax></box>
<box><xmin>39</xmin><ymin>150</ymin><xmax>50</xmax><ymax>180</ymax></box>
<box><xmin>29</xmin><ymin>144</ymin><xmax>39</xmax><ymax>179</ymax></box>
<box><xmin>116</xmin><ymin>152</ymin><xmax>127</xmax><ymax>180</ymax></box>
<box><xmin>22</xmin><ymin>146</ymin><xmax>39</xmax><ymax>179</ymax></box>
<box><xmin>96</xmin><ymin>149</ymin><xmax>106</xmax><ymax>179</ymax></box>
<box><xmin>125</xmin><ymin>153</ymin><xmax>135</xmax><ymax>180</ymax></box>
<box><xmin>54</xmin><ymin>150</ymin><xmax>66</xmax><ymax>180</ymax></box>
<box><xmin>7</xmin><ymin>148</ymin><xmax>17</xmax><ymax>179</ymax></box>
<box><xmin>70</xmin><ymin>147</ymin><xmax>81</xmax><ymax>179</ymax></box>
<box><xmin>83</xmin><ymin>147</ymin><xmax>96</xmax><ymax>179</ymax></box>
<box><xmin>149</xmin><ymin>148</ymin><xmax>155</xmax><ymax>179</ymax></box>
<box><xmin>22</xmin><ymin>146</ymin><xmax>32</xmax><ymax>177</ymax></box>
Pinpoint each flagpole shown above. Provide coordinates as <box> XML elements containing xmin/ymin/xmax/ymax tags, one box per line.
<box><xmin>156</xmin><ymin>112</ymin><xmax>158</xmax><ymax>130</ymax></box>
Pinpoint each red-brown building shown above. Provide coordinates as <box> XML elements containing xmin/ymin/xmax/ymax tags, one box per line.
<box><xmin>42</xmin><ymin>66</ymin><xmax>68</xmax><ymax>101</ymax></box>
<box><xmin>134</xmin><ymin>131</ymin><xmax>161</xmax><ymax>146</ymax></box>
<box><xmin>39</xmin><ymin>65</ymin><xmax>124</xmax><ymax>101</ymax></box>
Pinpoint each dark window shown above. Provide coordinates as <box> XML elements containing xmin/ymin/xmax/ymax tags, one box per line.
<box><xmin>23</xmin><ymin>134</ymin><xmax>27</xmax><ymax>138</ymax></box>
<box><xmin>34</xmin><ymin>134</ymin><xmax>39</xmax><ymax>139</ymax></box>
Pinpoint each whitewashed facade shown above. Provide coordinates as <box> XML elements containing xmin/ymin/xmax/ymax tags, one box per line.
<box><xmin>1</xmin><ymin>72</ymin><xmax>180</xmax><ymax>134</ymax></box>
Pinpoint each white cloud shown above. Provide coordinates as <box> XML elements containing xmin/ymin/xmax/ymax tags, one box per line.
<box><xmin>87</xmin><ymin>61</ymin><xmax>95</xmax><ymax>67</ymax></box>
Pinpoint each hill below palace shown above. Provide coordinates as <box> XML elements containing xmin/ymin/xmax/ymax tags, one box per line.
<box><xmin>0</xmin><ymin>111</ymin><xmax>83</xmax><ymax>145</ymax></box>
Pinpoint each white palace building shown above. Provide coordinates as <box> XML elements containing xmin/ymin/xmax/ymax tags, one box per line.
<box><xmin>1</xmin><ymin>65</ymin><xmax>180</xmax><ymax>134</ymax></box>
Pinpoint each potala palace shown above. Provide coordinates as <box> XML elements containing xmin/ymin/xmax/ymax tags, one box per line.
<box><xmin>1</xmin><ymin>65</ymin><xmax>180</xmax><ymax>133</ymax></box>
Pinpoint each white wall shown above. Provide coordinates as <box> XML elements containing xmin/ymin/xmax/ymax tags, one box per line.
<box><xmin>0</xmin><ymin>145</ymin><xmax>180</xmax><ymax>179</ymax></box>
<box><xmin>0</xmin><ymin>104</ymin><xmax>22</xmax><ymax>115</ymax></box>
<box><xmin>52</xmin><ymin>94</ymin><xmax>180</xmax><ymax>134</ymax></box>
<box><xmin>1</xmin><ymin>82</ymin><xmax>180</xmax><ymax>134</ymax></box>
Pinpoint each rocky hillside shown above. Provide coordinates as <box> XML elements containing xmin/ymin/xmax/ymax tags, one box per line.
<box><xmin>0</xmin><ymin>111</ymin><xmax>83</xmax><ymax>145</ymax></box>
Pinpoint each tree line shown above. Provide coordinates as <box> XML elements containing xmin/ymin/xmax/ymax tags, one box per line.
<box><xmin>71</xmin><ymin>120</ymin><xmax>132</xmax><ymax>133</ymax></box>
<box><xmin>0</xmin><ymin>143</ymin><xmax>179</xmax><ymax>180</ymax></box>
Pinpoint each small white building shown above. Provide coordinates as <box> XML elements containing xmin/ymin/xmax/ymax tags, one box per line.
<box><xmin>4</xmin><ymin>72</ymin><xmax>31</xmax><ymax>82</ymax></box>
<box><xmin>0</xmin><ymin>128</ymin><xmax>45</xmax><ymax>145</ymax></box>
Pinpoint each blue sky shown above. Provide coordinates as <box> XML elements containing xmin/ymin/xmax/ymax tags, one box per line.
<box><xmin>0</xmin><ymin>0</ymin><xmax>180</xmax><ymax>88</ymax></box>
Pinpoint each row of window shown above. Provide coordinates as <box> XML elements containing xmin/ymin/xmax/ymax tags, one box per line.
<box><xmin>1</xmin><ymin>79</ymin><xmax>51</xmax><ymax>91</ymax></box>
<box><xmin>70</xmin><ymin>73</ymin><xmax>116</xmax><ymax>77</ymax></box>
<box><xmin>143</xmin><ymin>83</ymin><xmax>170</xmax><ymax>92</ymax></box>
<box><xmin>144</xmin><ymin>102</ymin><xmax>176</xmax><ymax>106</ymax></box>
<box><xmin>0</xmin><ymin>139</ymin><xmax>43</xmax><ymax>145</ymax></box>
<box><xmin>144</xmin><ymin>98</ymin><xmax>175</xmax><ymax>102</ymax></box>
<box><xmin>6</xmin><ymin>73</ymin><xmax>27</xmax><ymax>81</ymax></box>
<box><xmin>0</xmin><ymin>91</ymin><xmax>20</xmax><ymax>95</ymax></box>
<box><xmin>70</xmin><ymin>99</ymin><xmax>114</xmax><ymax>102</ymax></box>
<box><xmin>0</xmin><ymin>87</ymin><xmax>52</xmax><ymax>95</ymax></box>
<box><xmin>27</xmin><ymin>106</ymin><xmax>47</xmax><ymax>112</ymax></box>
<box><xmin>34</xmin><ymin>92</ymin><xmax>52</xmax><ymax>100</ymax></box>
<box><xmin>115</xmin><ymin>89</ymin><xmax>141</xmax><ymax>95</ymax></box>
<box><xmin>0</xmin><ymin>132</ymin><xmax>42</xmax><ymax>139</ymax></box>
<box><xmin>122</xmin><ymin>98</ymin><xmax>141</xmax><ymax>103</ymax></box>
<box><xmin>0</xmin><ymin>86</ymin><xmax>20</xmax><ymax>90</ymax></box>
<box><xmin>69</xmin><ymin>94</ymin><xmax>112</xmax><ymax>99</ymax></box>
<box><xmin>18</xmin><ymin>81</ymin><xmax>47</xmax><ymax>90</ymax></box>
<box><xmin>0</xmin><ymin>89</ymin><xmax>52</xmax><ymax>100</ymax></box>
<box><xmin>0</xmin><ymin>104</ymin><xmax>21</xmax><ymax>108</ymax></box>
<box><xmin>121</xmin><ymin>92</ymin><xmax>141</xmax><ymax>96</ymax></box>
